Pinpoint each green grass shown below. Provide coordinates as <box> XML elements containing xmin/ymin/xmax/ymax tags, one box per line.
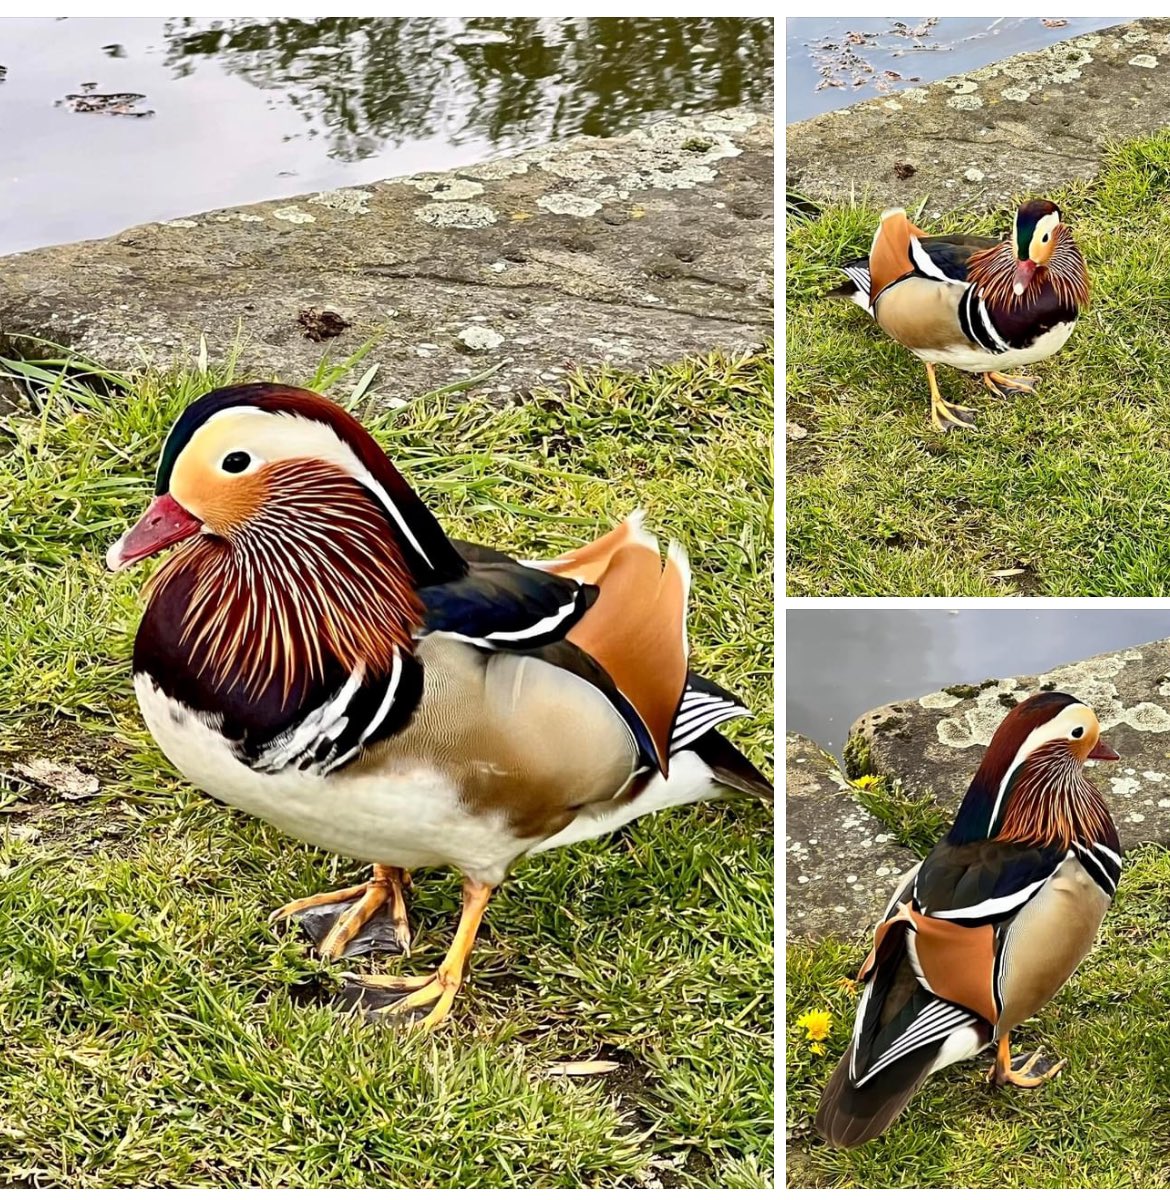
<box><xmin>787</xmin><ymin>842</ymin><xmax>1170</xmax><ymax>1187</ymax></box>
<box><xmin>787</xmin><ymin>131</ymin><xmax>1170</xmax><ymax>596</ymax></box>
<box><xmin>0</xmin><ymin>346</ymin><xmax>774</xmax><ymax>1187</ymax></box>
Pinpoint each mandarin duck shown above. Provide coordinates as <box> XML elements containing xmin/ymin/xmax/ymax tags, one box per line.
<box><xmin>106</xmin><ymin>383</ymin><xmax>772</xmax><ymax>1029</ymax></box>
<box><xmin>815</xmin><ymin>692</ymin><xmax>1121</xmax><ymax>1148</ymax></box>
<box><xmin>831</xmin><ymin>199</ymin><xmax>1088</xmax><ymax>431</ymax></box>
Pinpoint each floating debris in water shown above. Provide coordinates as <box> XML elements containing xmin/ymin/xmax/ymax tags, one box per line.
<box><xmin>806</xmin><ymin>18</ymin><xmax>936</xmax><ymax>94</ymax></box>
<box><xmin>58</xmin><ymin>86</ymin><xmax>154</xmax><ymax>117</ymax></box>
<box><xmin>102</xmin><ymin>43</ymin><xmax>127</xmax><ymax>58</ymax></box>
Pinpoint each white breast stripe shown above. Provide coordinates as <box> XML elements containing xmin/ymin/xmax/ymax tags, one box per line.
<box><xmin>1072</xmin><ymin>841</ymin><xmax>1121</xmax><ymax>895</ymax></box>
<box><xmin>977</xmin><ymin>294</ymin><xmax>1011</xmax><ymax>352</ymax></box>
<box><xmin>254</xmin><ymin>666</ymin><xmax>364</xmax><ymax>772</ymax></box>
<box><xmin>360</xmin><ymin>649</ymin><xmax>404</xmax><ymax>742</ymax></box>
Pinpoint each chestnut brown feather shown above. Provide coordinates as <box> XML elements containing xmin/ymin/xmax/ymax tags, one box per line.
<box><xmin>145</xmin><ymin>460</ymin><xmax>420</xmax><ymax>702</ymax></box>
<box><xmin>994</xmin><ymin>741</ymin><xmax>1114</xmax><ymax>850</ymax></box>
<box><xmin>566</xmin><ymin>542</ymin><xmax>688</xmax><ymax>775</ymax></box>
<box><xmin>967</xmin><ymin>226</ymin><xmax>1089</xmax><ymax>311</ymax></box>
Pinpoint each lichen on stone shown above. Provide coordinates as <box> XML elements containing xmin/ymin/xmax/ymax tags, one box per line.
<box><xmin>408</xmin><ymin>176</ymin><xmax>485</xmax><ymax>201</ymax></box>
<box><xmin>414</xmin><ymin>202</ymin><xmax>498</xmax><ymax>229</ymax></box>
<box><xmin>271</xmin><ymin>206</ymin><xmax>315</xmax><ymax>225</ymax></box>
<box><xmin>537</xmin><ymin>193</ymin><xmax>602</xmax><ymax>217</ymax></box>
<box><xmin>311</xmin><ymin>189</ymin><xmax>373</xmax><ymax>215</ymax></box>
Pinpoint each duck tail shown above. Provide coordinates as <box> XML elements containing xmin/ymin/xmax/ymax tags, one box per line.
<box><xmin>814</xmin><ymin>1041</ymin><xmax>936</xmax><ymax>1149</ymax></box>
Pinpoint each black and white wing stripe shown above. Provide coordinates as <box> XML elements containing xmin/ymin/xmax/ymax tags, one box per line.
<box><xmin>669</xmin><ymin>673</ymin><xmax>751</xmax><ymax>754</ymax></box>
<box><xmin>839</xmin><ymin>263</ymin><xmax>874</xmax><ymax>312</ymax></box>
<box><xmin>850</xmin><ymin>995</ymin><xmax>979</xmax><ymax>1087</ymax></box>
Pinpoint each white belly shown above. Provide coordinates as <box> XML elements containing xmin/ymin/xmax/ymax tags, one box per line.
<box><xmin>135</xmin><ymin>676</ymin><xmax>532</xmax><ymax>884</ymax></box>
<box><xmin>915</xmin><ymin>320</ymin><xmax>1075</xmax><ymax>373</ymax></box>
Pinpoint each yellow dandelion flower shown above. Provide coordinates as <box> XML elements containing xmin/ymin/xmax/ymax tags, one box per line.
<box><xmin>809</xmin><ymin>1042</ymin><xmax>827</xmax><ymax>1055</ymax></box>
<box><xmin>795</xmin><ymin>1009</ymin><xmax>832</xmax><ymax>1042</ymax></box>
<box><xmin>836</xmin><ymin>976</ymin><xmax>859</xmax><ymax>996</ymax></box>
<box><xmin>851</xmin><ymin>774</ymin><xmax>882</xmax><ymax>792</ymax></box>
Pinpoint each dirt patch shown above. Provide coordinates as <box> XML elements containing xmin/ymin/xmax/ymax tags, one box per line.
<box><xmin>0</xmin><ymin>718</ymin><xmax>135</xmax><ymax>852</ymax></box>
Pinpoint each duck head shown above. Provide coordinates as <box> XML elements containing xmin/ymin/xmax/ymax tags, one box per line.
<box><xmin>1011</xmin><ymin>199</ymin><xmax>1064</xmax><ymax>296</ymax></box>
<box><xmin>949</xmin><ymin>692</ymin><xmax>1118</xmax><ymax>848</ymax></box>
<box><xmin>107</xmin><ymin>383</ymin><xmax>463</xmax><ymax>699</ymax></box>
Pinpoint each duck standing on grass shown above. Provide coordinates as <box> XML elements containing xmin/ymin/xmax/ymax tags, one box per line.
<box><xmin>106</xmin><ymin>383</ymin><xmax>772</xmax><ymax>1029</ymax></box>
<box><xmin>815</xmin><ymin>692</ymin><xmax>1121</xmax><ymax>1148</ymax></box>
<box><xmin>831</xmin><ymin>200</ymin><xmax>1088</xmax><ymax>432</ymax></box>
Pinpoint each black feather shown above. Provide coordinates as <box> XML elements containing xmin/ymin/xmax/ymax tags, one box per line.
<box><xmin>420</xmin><ymin>562</ymin><xmax>595</xmax><ymax>649</ymax></box>
<box><xmin>688</xmin><ymin>729</ymin><xmax>772</xmax><ymax>800</ymax></box>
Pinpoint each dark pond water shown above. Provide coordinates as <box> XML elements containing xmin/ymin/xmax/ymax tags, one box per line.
<box><xmin>786</xmin><ymin>16</ymin><xmax>1128</xmax><ymax>123</ymax></box>
<box><xmin>0</xmin><ymin>16</ymin><xmax>774</xmax><ymax>256</ymax></box>
<box><xmin>787</xmin><ymin>609</ymin><xmax>1170</xmax><ymax>753</ymax></box>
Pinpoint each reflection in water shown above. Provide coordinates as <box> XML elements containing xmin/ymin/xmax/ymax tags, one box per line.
<box><xmin>787</xmin><ymin>610</ymin><xmax>1170</xmax><ymax>753</ymax></box>
<box><xmin>163</xmin><ymin>17</ymin><xmax>775</xmax><ymax>162</ymax></box>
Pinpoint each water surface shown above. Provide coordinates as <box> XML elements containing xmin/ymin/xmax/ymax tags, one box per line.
<box><xmin>787</xmin><ymin>610</ymin><xmax>1170</xmax><ymax>753</ymax></box>
<box><xmin>786</xmin><ymin>16</ymin><xmax>1126</xmax><ymax>122</ymax></box>
<box><xmin>0</xmin><ymin>16</ymin><xmax>773</xmax><ymax>255</ymax></box>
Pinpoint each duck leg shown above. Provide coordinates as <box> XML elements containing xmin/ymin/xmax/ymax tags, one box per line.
<box><xmin>271</xmin><ymin>863</ymin><xmax>412</xmax><ymax>959</ymax></box>
<box><xmin>983</xmin><ymin>371</ymin><xmax>1039</xmax><ymax>398</ymax></box>
<box><xmin>986</xmin><ymin>1035</ymin><xmax>1066</xmax><ymax>1088</ymax></box>
<box><xmin>926</xmin><ymin>362</ymin><xmax>977</xmax><ymax>432</ymax></box>
<box><xmin>345</xmin><ymin>877</ymin><xmax>493</xmax><ymax>1031</ymax></box>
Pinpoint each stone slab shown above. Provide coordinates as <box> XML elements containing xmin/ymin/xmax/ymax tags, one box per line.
<box><xmin>785</xmin><ymin>733</ymin><xmax>916</xmax><ymax>942</ymax></box>
<box><xmin>0</xmin><ymin>108</ymin><xmax>772</xmax><ymax>405</ymax></box>
<box><xmin>787</xmin><ymin>19</ymin><xmax>1170</xmax><ymax>212</ymax></box>
<box><xmin>849</xmin><ymin>639</ymin><xmax>1170</xmax><ymax>849</ymax></box>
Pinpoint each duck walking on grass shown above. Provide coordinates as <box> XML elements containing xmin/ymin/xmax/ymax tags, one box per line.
<box><xmin>831</xmin><ymin>200</ymin><xmax>1088</xmax><ymax>432</ymax></box>
<box><xmin>815</xmin><ymin>692</ymin><xmax>1120</xmax><ymax>1148</ymax></box>
<box><xmin>106</xmin><ymin>383</ymin><xmax>772</xmax><ymax>1030</ymax></box>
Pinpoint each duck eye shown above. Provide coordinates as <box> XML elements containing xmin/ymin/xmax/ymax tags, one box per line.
<box><xmin>1041</xmin><ymin>233</ymin><xmax>1050</xmax><ymax>243</ymax></box>
<box><xmin>221</xmin><ymin>451</ymin><xmax>251</xmax><ymax>474</ymax></box>
<box><xmin>1070</xmin><ymin>726</ymin><xmax>1084</xmax><ymax>739</ymax></box>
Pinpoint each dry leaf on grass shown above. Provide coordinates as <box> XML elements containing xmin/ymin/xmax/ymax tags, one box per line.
<box><xmin>12</xmin><ymin>757</ymin><xmax>100</xmax><ymax>799</ymax></box>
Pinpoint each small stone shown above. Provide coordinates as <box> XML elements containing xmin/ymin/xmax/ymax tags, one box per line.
<box><xmin>457</xmin><ymin>325</ymin><xmax>505</xmax><ymax>352</ymax></box>
<box><xmin>964</xmin><ymin>168</ymin><xmax>985</xmax><ymax>182</ymax></box>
